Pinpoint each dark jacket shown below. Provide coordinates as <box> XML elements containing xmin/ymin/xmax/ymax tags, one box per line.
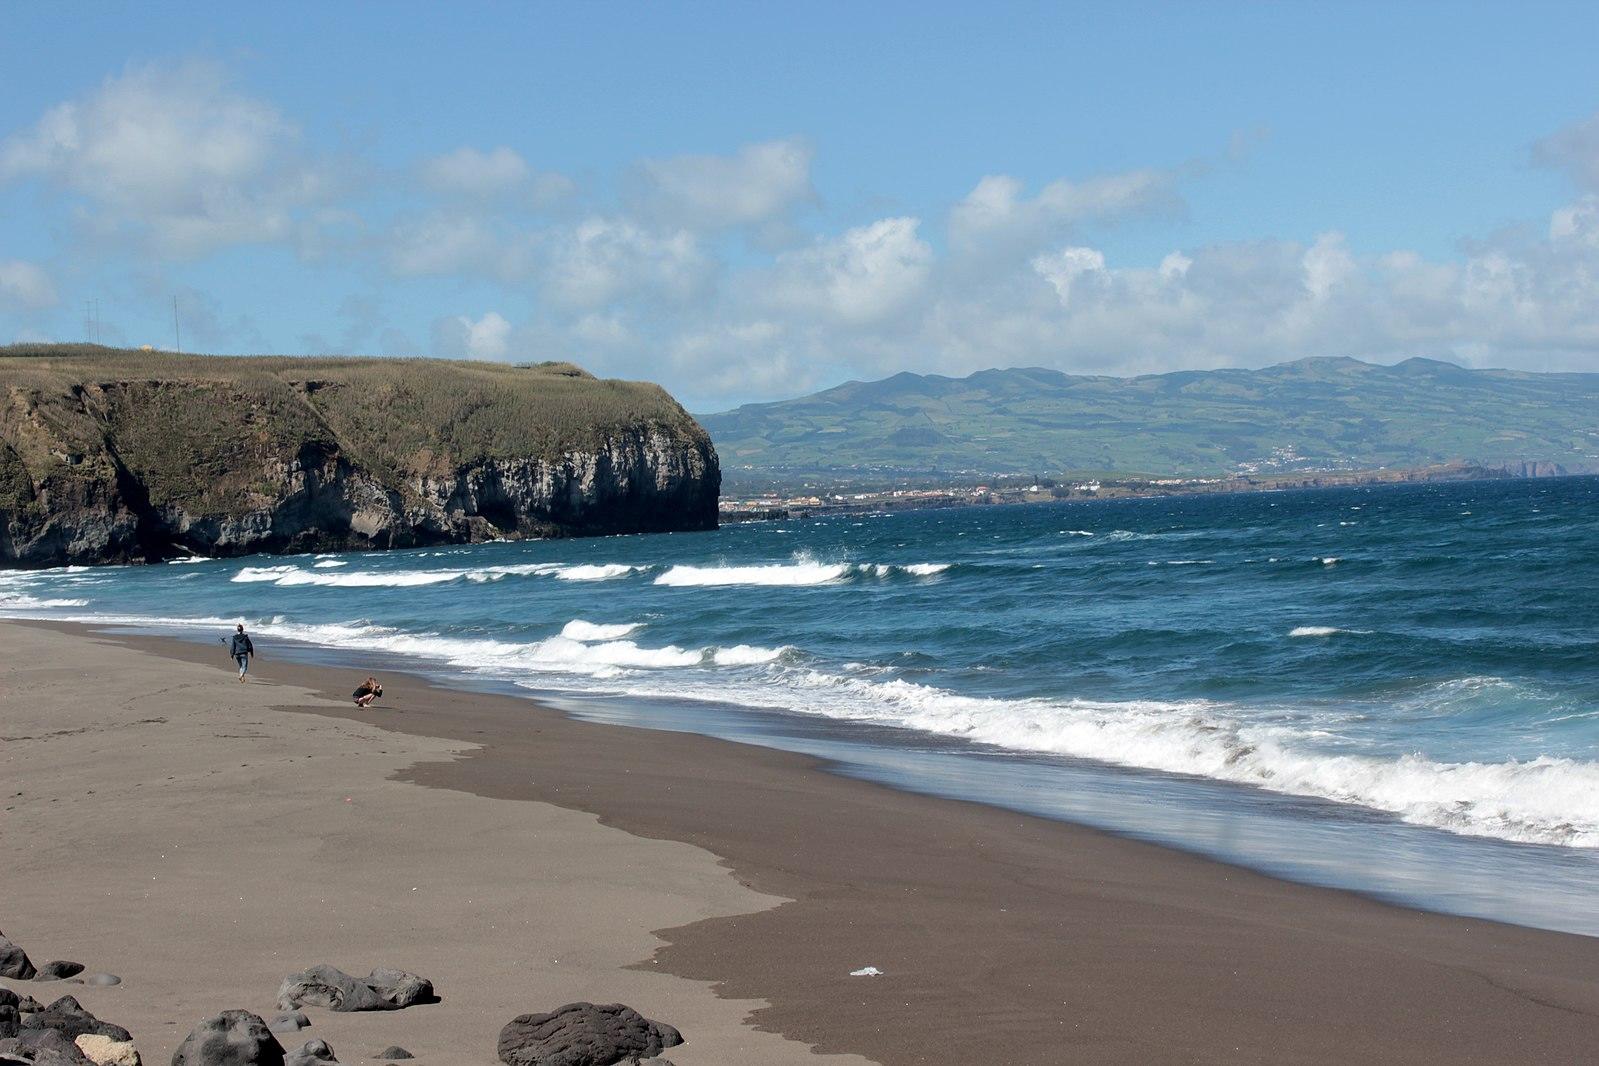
<box><xmin>229</xmin><ymin>633</ymin><xmax>254</xmax><ymax>657</ymax></box>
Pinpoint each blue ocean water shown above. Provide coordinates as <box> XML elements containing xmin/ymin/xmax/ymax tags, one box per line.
<box><xmin>5</xmin><ymin>477</ymin><xmax>1598</xmax><ymax>931</ymax></box>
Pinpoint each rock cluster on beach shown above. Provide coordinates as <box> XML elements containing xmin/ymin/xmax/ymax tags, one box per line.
<box><xmin>4</xmin><ymin>930</ymin><xmax>686</xmax><ymax>1066</ymax></box>
<box><xmin>0</xmin><ymin>988</ymin><xmax>136</xmax><ymax>1066</ymax></box>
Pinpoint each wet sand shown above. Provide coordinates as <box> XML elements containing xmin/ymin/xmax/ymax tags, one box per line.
<box><xmin>6</xmin><ymin>619</ymin><xmax>1599</xmax><ymax>1064</ymax></box>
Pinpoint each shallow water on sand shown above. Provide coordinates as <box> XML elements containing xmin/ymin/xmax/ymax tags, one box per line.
<box><xmin>6</xmin><ymin>477</ymin><xmax>1599</xmax><ymax>933</ymax></box>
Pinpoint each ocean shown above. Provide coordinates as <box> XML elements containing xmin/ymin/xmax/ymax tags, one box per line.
<box><xmin>4</xmin><ymin>476</ymin><xmax>1598</xmax><ymax>934</ymax></box>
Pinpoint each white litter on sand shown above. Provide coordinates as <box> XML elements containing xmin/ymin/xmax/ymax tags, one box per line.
<box><xmin>849</xmin><ymin>966</ymin><xmax>883</xmax><ymax>977</ymax></box>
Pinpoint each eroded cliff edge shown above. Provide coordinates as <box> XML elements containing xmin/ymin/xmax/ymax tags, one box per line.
<box><xmin>0</xmin><ymin>345</ymin><xmax>720</xmax><ymax>567</ymax></box>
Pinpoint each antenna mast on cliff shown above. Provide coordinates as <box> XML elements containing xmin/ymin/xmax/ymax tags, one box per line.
<box><xmin>172</xmin><ymin>296</ymin><xmax>181</xmax><ymax>353</ymax></box>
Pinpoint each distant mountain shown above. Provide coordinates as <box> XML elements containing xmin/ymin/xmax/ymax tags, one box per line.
<box><xmin>702</xmin><ymin>357</ymin><xmax>1599</xmax><ymax>484</ymax></box>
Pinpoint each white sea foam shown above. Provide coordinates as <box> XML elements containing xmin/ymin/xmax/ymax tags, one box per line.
<box><xmin>561</xmin><ymin>620</ymin><xmax>643</xmax><ymax>641</ymax></box>
<box><xmin>312</xmin><ymin>560</ymin><xmax>348</xmax><ymax>569</ymax></box>
<box><xmin>716</xmin><ymin>671</ymin><xmax>1599</xmax><ymax>848</ymax></box>
<box><xmin>167</xmin><ymin>556</ymin><xmax>211</xmax><ymax>565</ymax></box>
<box><xmin>0</xmin><ymin>593</ymin><xmax>89</xmax><ymax>609</ymax></box>
<box><xmin>556</xmin><ymin>564</ymin><xmax>638</xmax><ymax>581</ymax></box>
<box><xmin>712</xmin><ymin>644</ymin><xmax>789</xmax><ymax>666</ymax></box>
<box><xmin>656</xmin><ymin>561</ymin><xmax>850</xmax><ymax>587</ymax></box>
<box><xmin>234</xmin><ymin>561</ymin><xmax>639</xmax><ymax>588</ymax></box>
<box><xmin>654</xmin><ymin>560</ymin><xmax>949</xmax><ymax>587</ymax></box>
<box><xmin>1290</xmin><ymin>625</ymin><xmax>1360</xmax><ymax>637</ymax></box>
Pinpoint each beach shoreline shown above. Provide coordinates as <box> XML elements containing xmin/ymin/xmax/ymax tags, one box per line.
<box><xmin>5</xmin><ymin>619</ymin><xmax>1599</xmax><ymax>1064</ymax></box>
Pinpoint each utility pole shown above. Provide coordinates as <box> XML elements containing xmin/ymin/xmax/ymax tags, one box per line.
<box><xmin>173</xmin><ymin>296</ymin><xmax>181</xmax><ymax>353</ymax></box>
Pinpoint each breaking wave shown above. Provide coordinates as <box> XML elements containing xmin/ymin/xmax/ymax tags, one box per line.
<box><xmin>701</xmin><ymin>670</ymin><xmax>1599</xmax><ymax>848</ymax></box>
<box><xmin>560</xmin><ymin>620</ymin><xmax>643</xmax><ymax>641</ymax></box>
<box><xmin>654</xmin><ymin>560</ymin><xmax>950</xmax><ymax>587</ymax></box>
<box><xmin>232</xmin><ymin>562</ymin><xmax>640</xmax><ymax>588</ymax></box>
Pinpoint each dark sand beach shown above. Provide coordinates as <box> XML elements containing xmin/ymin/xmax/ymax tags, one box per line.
<box><xmin>5</xmin><ymin>619</ymin><xmax>1599</xmax><ymax>1064</ymax></box>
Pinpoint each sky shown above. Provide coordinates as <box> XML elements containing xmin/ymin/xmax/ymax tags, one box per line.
<box><xmin>2</xmin><ymin>1</ymin><xmax>1599</xmax><ymax>412</ymax></box>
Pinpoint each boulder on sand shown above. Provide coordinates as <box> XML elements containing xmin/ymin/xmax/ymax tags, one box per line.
<box><xmin>71</xmin><ymin>1035</ymin><xmax>140</xmax><ymax>1066</ymax></box>
<box><xmin>19</xmin><ymin>998</ymin><xmax>130</xmax><ymax>1043</ymax></box>
<box><xmin>1</xmin><ymin>1027</ymin><xmax>95</xmax><ymax>1064</ymax></box>
<box><xmin>263</xmin><ymin>1016</ymin><xmax>306</xmax><ymax>1037</ymax></box>
<box><xmin>170</xmin><ymin>1011</ymin><xmax>284</xmax><ymax>1066</ymax></box>
<box><xmin>0</xmin><ymin>1007</ymin><xmax>17</xmax><ymax>1040</ymax></box>
<box><xmin>373</xmin><ymin>1051</ymin><xmax>412</xmax><ymax>1061</ymax></box>
<box><xmin>34</xmin><ymin>964</ymin><xmax>84</xmax><ymax>983</ymax></box>
<box><xmin>496</xmin><ymin>1003</ymin><xmax>683</xmax><ymax>1066</ymax></box>
<box><xmin>280</xmin><ymin>1040</ymin><xmax>335</xmax><ymax>1066</ymax></box>
<box><xmin>275</xmin><ymin>967</ymin><xmax>434</xmax><ymax>1013</ymax></box>
<box><xmin>0</xmin><ymin>934</ymin><xmax>37</xmax><ymax>981</ymax></box>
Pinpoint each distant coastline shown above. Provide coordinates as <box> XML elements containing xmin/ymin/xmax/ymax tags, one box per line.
<box><xmin>721</xmin><ymin>460</ymin><xmax>1577</xmax><ymax>522</ymax></box>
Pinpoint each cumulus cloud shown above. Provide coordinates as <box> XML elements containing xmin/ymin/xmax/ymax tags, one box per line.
<box><xmin>768</xmin><ymin>217</ymin><xmax>933</xmax><ymax>326</ymax></box>
<box><xmin>628</xmin><ymin>138</ymin><xmax>814</xmax><ymax>229</ymax></box>
<box><xmin>540</xmin><ymin>216</ymin><xmax>712</xmax><ymax>308</ymax></box>
<box><xmin>950</xmin><ymin>167</ymin><xmax>1182</xmax><ymax>258</ymax></box>
<box><xmin>0</xmin><ymin>260</ymin><xmax>58</xmax><ymax>310</ymax></box>
<box><xmin>419</xmin><ymin>145</ymin><xmax>574</xmax><ymax>204</ymax></box>
<box><xmin>433</xmin><ymin>311</ymin><xmax>513</xmax><ymax>360</ymax></box>
<box><xmin>0</xmin><ymin>61</ymin><xmax>332</xmax><ymax>257</ymax></box>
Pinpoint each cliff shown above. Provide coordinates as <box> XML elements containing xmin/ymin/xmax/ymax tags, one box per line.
<box><xmin>0</xmin><ymin>345</ymin><xmax>720</xmax><ymax>567</ymax></box>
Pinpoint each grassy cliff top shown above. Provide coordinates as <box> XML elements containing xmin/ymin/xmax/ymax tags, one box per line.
<box><xmin>1</xmin><ymin>344</ymin><xmax>705</xmax><ymax>468</ymax></box>
<box><xmin>0</xmin><ymin>344</ymin><xmax>710</xmax><ymax>517</ymax></box>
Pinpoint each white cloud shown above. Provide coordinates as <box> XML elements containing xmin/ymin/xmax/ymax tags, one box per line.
<box><xmin>769</xmin><ymin>217</ymin><xmax>933</xmax><ymax>325</ymax></box>
<box><xmin>0</xmin><ymin>260</ymin><xmax>58</xmax><ymax>310</ymax></box>
<box><xmin>0</xmin><ymin>61</ymin><xmax>331</xmax><ymax>258</ymax></box>
<box><xmin>387</xmin><ymin>213</ymin><xmax>503</xmax><ymax>277</ymax></box>
<box><xmin>950</xmin><ymin>168</ymin><xmax>1181</xmax><ymax>257</ymax></box>
<box><xmin>629</xmin><ymin>138</ymin><xmax>814</xmax><ymax>229</ymax></box>
<box><xmin>540</xmin><ymin>217</ymin><xmax>712</xmax><ymax>309</ymax></box>
<box><xmin>433</xmin><ymin>311</ymin><xmax>513</xmax><ymax>360</ymax></box>
<box><xmin>1550</xmin><ymin>195</ymin><xmax>1599</xmax><ymax>248</ymax></box>
<box><xmin>419</xmin><ymin>146</ymin><xmax>574</xmax><ymax>204</ymax></box>
<box><xmin>1032</xmin><ymin>246</ymin><xmax>1106</xmax><ymax>304</ymax></box>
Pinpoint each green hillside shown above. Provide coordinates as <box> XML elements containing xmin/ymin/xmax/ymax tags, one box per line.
<box><xmin>702</xmin><ymin>357</ymin><xmax>1599</xmax><ymax>483</ymax></box>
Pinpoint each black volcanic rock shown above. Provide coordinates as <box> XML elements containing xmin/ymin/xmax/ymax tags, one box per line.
<box><xmin>496</xmin><ymin>1002</ymin><xmax>682</xmax><ymax>1066</ymax></box>
<box><xmin>0</xmin><ymin>936</ymin><xmax>36</xmax><ymax>980</ymax></box>
<box><xmin>1</xmin><ymin>1027</ymin><xmax>94</xmax><ymax>1065</ymax></box>
<box><xmin>373</xmin><ymin>1050</ymin><xmax>412</xmax><ymax>1061</ymax></box>
<box><xmin>276</xmin><ymin>967</ymin><xmax>433</xmax><ymax>1013</ymax></box>
<box><xmin>171</xmin><ymin>1011</ymin><xmax>285</xmax><ymax>1066</ymax></box>
<box><xmin>281</xmin><ymin>1040</ymin><xmax>336</xmax><ymax>1066</ymax></box>
<box><xmin>17</xmin><ymin>997</ymin><xmax>129</xmax><ymax>1042</ymax></box>
<box><xmin>33</xmin><ymin>963</ymin><xmax>82</xmax><ymax>983</ymax></box>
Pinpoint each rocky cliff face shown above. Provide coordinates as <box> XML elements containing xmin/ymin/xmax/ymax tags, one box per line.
<box><xmin>0</xmin><ymin>349</ymin><xmax>719</xmax><ymax>567</ymax></box>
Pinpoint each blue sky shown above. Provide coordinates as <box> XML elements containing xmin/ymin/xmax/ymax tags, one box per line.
<box><xmin>3</xmin><ymin>2</ymin><xmax>1598</xmax><ymax>410</ymax></box>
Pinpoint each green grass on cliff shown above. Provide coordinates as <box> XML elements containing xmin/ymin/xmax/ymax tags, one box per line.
<box><xmin>0</xmin><ymin>344</ymin><xmax>707</xmax><ymax>516</ymax></box>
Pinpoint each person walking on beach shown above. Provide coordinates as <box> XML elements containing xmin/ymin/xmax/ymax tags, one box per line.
<box><xmin>352</xmin><ymin>676</ymin><xmax>383</xmax><ymax>707</ymax></box>
<box><xmin>227</xmin><ymin>624</ymin><xmax>255</xmax><ymax>683</ymax></box>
